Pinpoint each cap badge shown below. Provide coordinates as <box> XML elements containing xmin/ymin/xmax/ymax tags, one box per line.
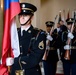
<box><xmin>70</xmin><ymin>19</ymin><xmax>71</xmax><ymax>21</ymax></box>
<box><xmin>47</xmin><ymin>22</ymin><xmax>51</xmax><ymax>25</ymax></box>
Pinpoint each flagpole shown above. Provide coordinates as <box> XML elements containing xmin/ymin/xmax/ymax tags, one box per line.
<box><xmin>63</xmin><ymin>9</ymin><xmax>66</xmax><ymax>25</ymax></box>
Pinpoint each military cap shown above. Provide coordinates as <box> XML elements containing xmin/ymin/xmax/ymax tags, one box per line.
<box><xmin>19</xmin><ymin>3</ymin><xmax>37</xmax><ymax>15</ymax></box>
<box><xmin>45</xmin><ymin>21</ymin><xmax>54</xmax><ymax>27</ymax></box>
<box><xmin>66</xmin><ymin>18</ymin><xmax>74</xmax><ymax>25</ymax></box>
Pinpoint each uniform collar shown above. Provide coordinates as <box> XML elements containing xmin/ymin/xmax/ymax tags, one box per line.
<box><xmin>68</xmin><ymin>29</ymin><xmax>70</xmax><ymax>32</ymax></box>
<box><xmin>21</xmin><ymin>25</ymin><xmax>31</xmax><ymax>31</ymax></box>
<box><xmin>21</xmin><ymin>25</ymin><xmax>30</xmax><ymax>36</ymax></box>
<box><xmin>21</xmin><ymin>25</ymin><xmax>33</xmax><ymax>36</ymax></box>
<box><xmin>57</xmin><ymin>28</ymin><xmax>60</xmax><ymax>32</ymax></box>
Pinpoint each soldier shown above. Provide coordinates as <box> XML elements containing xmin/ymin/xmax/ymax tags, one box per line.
<box><xmin>6</xmin><ymin>2</ymin><xmax>46</xmax><ymax>75</ymax></box>
<box><xmin>42</xmin><ymin>21</ymin><xmax>60</xmax><ymax>75</ymax></box>
<box><xmin>59</xmin><ymin>20</ymin><xmax>67</xmax><ymax>33</ymax></box>
<box><xmin>61</xmin><ymin>18</ymin><xmax>76</xmax><ymax>75</ymax></box>
<box><xmin>58</xmin><ymin>20</ymin><xmax>67</xmax><ymax>58</ymax></box>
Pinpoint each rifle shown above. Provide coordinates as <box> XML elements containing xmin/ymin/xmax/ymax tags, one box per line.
<box><xmin>64</xmin><ymin>22</ymin><xmax>74</xmax><ymax>60</ymax></box>
<box><xmin>50</xmin><ymin>15</ymin><xmax>58</xmax><ymax>35</ymax></box>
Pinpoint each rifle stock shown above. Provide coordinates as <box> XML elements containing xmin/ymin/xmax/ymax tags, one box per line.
<box><xmin>42</xmin><ymin>50</ymin><xmax>49</xmax><ymax>60</ymax></box>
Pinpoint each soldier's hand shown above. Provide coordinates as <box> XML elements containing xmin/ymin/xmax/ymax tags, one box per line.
<box><xmin>6</xmin><ymin>57</ymin><xmax>14</xmax><ymax>66</ymax></box>
<box><xmin>64</xmin><ymin>45</ymin><xmax>71</xmax><ymax>50</ymax></box>
<box><xmin>68</xmin><ymin>32</ymin><xmax>74</xmax><ymax>39</ymax></box>
<box><xmin>46</xmin><ymin>34</ymin><xmax>53</xmax><ymax>41</ymax></box>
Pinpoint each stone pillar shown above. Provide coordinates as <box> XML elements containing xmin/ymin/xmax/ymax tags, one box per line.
<box><xmin>0</xmin><ymin>0</ymin><xmax>3</xmax><ymax>58</ymax></box>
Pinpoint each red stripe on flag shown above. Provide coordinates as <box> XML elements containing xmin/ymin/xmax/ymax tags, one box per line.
<box><xmin>2</xmin><ymin>9</ymin><xmax>11</xmax><ymax>65</ymax></box>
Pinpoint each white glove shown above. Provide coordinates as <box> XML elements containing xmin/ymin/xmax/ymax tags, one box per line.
<box><xmin>64</xmin><ymin>45</ymin><xmax>71</xmax><ymax>50</ymax></box>
<box><xmin>46</xmin><ymin>34</ymin><xmax>53</xmax><ymax>41</ymax></box>
<box><xmin>6</xmin><ymin>57</ymin><xmax>14</xmax><ymax>66</ymax></box>
<box><xmin>68</xmin><ymin>32</ymin><xmax>74</xmax><ymax>39</ymax></box>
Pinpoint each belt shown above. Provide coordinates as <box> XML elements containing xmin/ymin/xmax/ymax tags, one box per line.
<box><xmin>70</xmin><ymin>46</ymin><xmax>76</xmax><ymax>49</ymax></box>
<box><xmin>50</xmin><ymin>47</ymin><xmax>56</xmax><ymax>50</ymax></box>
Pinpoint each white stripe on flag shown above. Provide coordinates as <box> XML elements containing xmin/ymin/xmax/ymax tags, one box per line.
<box><xmin>11</xmin><ymin>18</ymin><xmax>20</xmax><ymax>57</ymax></box>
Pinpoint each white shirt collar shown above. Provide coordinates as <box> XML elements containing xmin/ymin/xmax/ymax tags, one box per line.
<box><xmin>68</xmin><ymin>30</ymin><xmax>70</xmax><ymax>32</ymax></box>
<box><xmin>57</xmin><ymin>28</ymin><xmax>60</xmax><ymax>32</ymax></box>
<box><xmin>21</xmin><ymin>25</ymin><xmax>31</xmax><ymax>36</ymax></box>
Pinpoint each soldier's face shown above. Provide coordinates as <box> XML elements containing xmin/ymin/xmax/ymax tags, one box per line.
<box><xmin>19</xmin><ymin>14</ymin><xmax>32</xmax><ymax>25</ymax></box>
<box><xmin>46</xmin><ymin>26</ymin><xmax>52</xmax><ymax>32</ymax></box>
<box><xmin>60</xmin><ymin>21</ymin><xmax>64</xmax><ymax>25</ymax></box>
<box><xmin>67</xmin><ymin>24</ymin><xmax>72</xmax><ymax>30</ymax></box>
<box><xmin>57</xmin><ymin>23</ymin><xmax>60</xmax><ymax>28</ymax></box>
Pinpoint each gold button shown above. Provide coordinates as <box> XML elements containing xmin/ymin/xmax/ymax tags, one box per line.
<box><xmin>20</xmin><ymin>46</ymin><xmax>22</xmax><ymax>47</ymax></box>
<box><xmin>20</xmin><ymin>52</ymin><xmax>23</xmax><ymax>54</ymax></box>
<box><xmin>36</xmin><ymin>69</ymin><xmax>39</xmax><ymax>71</ymax></box>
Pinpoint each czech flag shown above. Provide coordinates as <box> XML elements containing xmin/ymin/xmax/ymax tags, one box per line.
<box><xmin>0</xmin><ymin>0</ymin><xmax>21</xmax><ymax>75</ymax></box>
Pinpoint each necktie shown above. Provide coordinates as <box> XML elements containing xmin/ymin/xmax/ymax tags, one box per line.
<box><xmin>22</xmin><ymin>30</ymin><xmax>25</xmax><ymax>36</ymax></box>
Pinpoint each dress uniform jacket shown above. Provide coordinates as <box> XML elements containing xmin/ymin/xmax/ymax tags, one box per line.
<box><xmin>46</xmin><ymin>29</ymin><xmax>61</xmax><ymax>63</ymax></box>
<box><xmin>10</xmin><ymin>25</ymin><xmax>46</xmax><ymax>75</ymax></box>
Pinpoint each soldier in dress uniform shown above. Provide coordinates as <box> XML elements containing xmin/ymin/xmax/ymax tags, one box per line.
<box><xmin>61</xmin><ymin>18</ymin><xmax>76</xmax><ymax>75</ymax></box>
<box><xmin>59</xmin><ymin>20</ymin><xmax>67</xmax><ymax>33</ymax></box>
<box><xmin>42</xmin><ymin>21</ymin><xmax>60</xmax><ymax>75</ymax></box>
<box><xmin>58</xmin><ymin>20</ymin><xmax>67</xmax><ymax>58</ymax></box>
<box><xmin>6</xmin><ymin>2</ymin><xmax>46</xmax><ymax>75</ymax></box>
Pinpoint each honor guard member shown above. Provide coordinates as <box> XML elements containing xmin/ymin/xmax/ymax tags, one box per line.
<box><xmin>59</xmin><ymin>20</ymin><xmax>67</xmax><ymax>35</ymax></box>
<box><xmin>61</xmin><ymin>18</ymin><xmax>76</xmax><ymax>75</ymax></box>
<box><xmin>58</xmin><ymin>20</ymin><xmax>67</xmax><ymax>58</ymax></box>
<box><xmin>42</xmin><ymin>21</ymin><xmax>59</xmax><ymax>75</ymax></box>
<box><xmin>6</xmin><ymin>2</ymin><xmax>46</xmax><ymax>75</ymax></box>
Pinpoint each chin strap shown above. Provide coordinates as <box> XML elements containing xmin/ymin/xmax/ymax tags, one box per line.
<box><xmin>21</xmin><ymin>14</ymin><xmax>33</xmax><ymax>26</ymax></box>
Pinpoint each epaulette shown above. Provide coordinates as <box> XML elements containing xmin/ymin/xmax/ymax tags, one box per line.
<box><xmin>33</xmin><ymin>27</ymin><xmax>40</xmax><ymax>31</ymax></box>
<box><xmin>32</xmin><ymin>27</ymin><xmax>46</xmax><ymax>38</ymax></box>
<box><xmin>33</xmin><ymin>27</ymin><xmax>46</xmax><ymax>34</ymax></box>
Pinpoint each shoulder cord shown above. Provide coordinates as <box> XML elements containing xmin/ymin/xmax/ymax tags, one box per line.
<box><xmin>28</xmin><ymin>29</ymin><xmax>41</xmax><ymax>53</ymax></box>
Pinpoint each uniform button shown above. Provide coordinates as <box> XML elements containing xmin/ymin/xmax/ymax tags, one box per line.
<box><xmin>27</xmin><ymin>54</ymin><xmax>29</xmax><ymax>56</ymax></box>
<box><xmin>36</xmin><ymin>69</ymin><xmax>39</xmax><ymax>71</ymax></box>
<box><xmin>20</xmin><ymin>45</ymin><xmax>22</xmax><ymax>47</ymax></box>
<box><xmin>20</xmin><ymin>52</ymin><xmax>23</xmax><ymax>54</ymax></box>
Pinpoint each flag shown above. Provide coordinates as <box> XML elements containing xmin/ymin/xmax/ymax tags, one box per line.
<box><xmin>72</xmin><ymin>10</ymin><xmax>76</xmax><ymax>21</ymax></box>
<box><xmin>62</xmin><ymin>10</ymin><xmax>66</xmax><ymax>24</ymax></box>
<box><xmin>67</xmin><ymin>9</ymin><xmax>70</xmax><ymax>19</ymax></box>
<box><xmin>0</xmin><ymin>0</ymin><xmax>20</xmax><ymax>75</ymax></box>
<box><xmin>58</xmin><ymin>11</ymin><xmax>62</xmax><ymax>23</ymax></box>
<box><xmin>74</xmin><ymin>11</ymin><xmax>76</xmax><ymax>21</ymax></box>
